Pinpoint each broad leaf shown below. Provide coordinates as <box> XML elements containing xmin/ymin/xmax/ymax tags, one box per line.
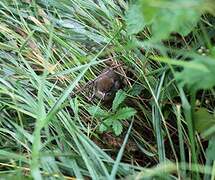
<box><xmin>112</xmin><ymin>90</ymin><xmax>126</xmax><ymax>112</ymax></box>
<box><xmin>114</xmin><ymin>107</ymin><xmax>136</xmax><ymax>121</ymax></box>
<box><xmin>103</xmin><ymin>118</ymin><xmax>114</xmax><ymax>126</ymax></box>
<box><xmin>88</xmin><ymin>105</ymin><xmax>108</xmax><ymax>117</ymax></box>
<box><xmin>112</xmin><ymin>120</ymin><xmax>123</xmax><ymax>136</ymax></box>
<box><xmin>206</xmin><ymin>136</ymin><xmax>215</xmax><ymax>160</ymax></box>
<box><xmin>99</xmin><ymin>118</ymin><xmax>114</xmax><ymax>133</ymax></box>
<box><xmin>193</xmin><ymin>108</ymin><xmax>215</xmax><ymax>134</ymax></box>
<box><xmin>126</xmin><ymin>0</ymin><xmax>159</xmax><ymax>35</ymax></box>
<box><xmin>126</xmin><ymin>4</ymin><xmax>146</xmax><ymax>35</ymax></box>
<box><xmin>176</xmin><ymin>57</ymin><xmax>215</xmax><ymax>91</ymax></box>
<box><xmin>126</xmin><ymin>0</ymin><xmax>202</xmax><ymax>41</ymax></box>
<box><xmin>151</xmin><ymin>0</ymin><xmax>200</xmax><ymax>41</ymax></box>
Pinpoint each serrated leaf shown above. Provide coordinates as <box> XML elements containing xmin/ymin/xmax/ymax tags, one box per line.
<box><xmin>112</xmin><ymin>120</ymin><xmax>123</xmax><ymax>136</ymax></box>
<box><xmin>103</xmin><ymin>118</ymin><xmax>114</xmax><ymax>126</ymax></box>
<box><xmin>112</xmin><ymin>90</ymin><xmax>126</xmax><ymax>111</ymax></box>
<box><xmin>99</xmin><ymin>118</ymin><xmax>113</xmax><ymax>133</ymax></box>
<box><xmin>193</xmin><ymin>108</ymin><xmax>215</xmax><ymax>134</ymax></box>
<box><xmin>87</xmin><ymin>105</ymin><xmax>108</xmax><ymax>117</ymax></box>
<box><xmin>176</xmin><ymin>57</ymin><xmax>215</xmax><ymax>91</ymax></box>
<box><xmin>114</xmin><ymin>107</ymin><xmax>136</xmax><ymax>121</ymax></box>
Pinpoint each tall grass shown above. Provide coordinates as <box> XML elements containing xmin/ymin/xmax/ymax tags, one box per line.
<box><xmin>0</xmin><ymin>0</ymin><xmax>214</xmax><ymax>179</ymax></box>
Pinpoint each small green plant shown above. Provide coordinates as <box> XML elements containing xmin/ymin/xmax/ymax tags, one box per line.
<box><xmin>88</xmin><ymin>90</ymin><xmax>136</xmax><ymax>136</ymax></box>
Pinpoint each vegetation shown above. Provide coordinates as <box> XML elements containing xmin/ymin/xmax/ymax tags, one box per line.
<box><xmin>0</xmin><ymin>0</ymin><xmax>215</xmax><ymax>179</ymax></box>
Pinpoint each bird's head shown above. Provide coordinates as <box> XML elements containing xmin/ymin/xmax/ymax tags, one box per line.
<box><xmin>94</xmin><ymin>69</ymin><xmax>121</xmax><ymax>101</ymax></box>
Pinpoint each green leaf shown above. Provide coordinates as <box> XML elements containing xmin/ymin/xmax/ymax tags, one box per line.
<box><xmin>176</xmin><ymin>9</ymin><xmax>200</xmax><ymax>36</ymax></box>
<box><xmin>139</xmin><ymin>0</ymin><xmax>158</xmax><ymax>23</ymax></box>
<box><xmin>206</xmin><ymin>136</ymin><xmax>215</xmax><ymax>160</ymax></box>
<box><xmin>176</xmin><ymin>57</ymin><xmax>215</xmax><ymax>91</ymax></box>
<box><xmin>129</xmin><ymin>84</ymin><xmax>144</xmax><ymax>96</ymax></box>
<box><xmin>193</xmin><ymin>108</ymin><xmax>215</xmax><ymax>134</ymax></box>
<box><xmin>112</xmin><ymin>120</ymin><xmax>123</xmax><ymax>136</ymax></box>
<box><xmin>151</xmin><ymin>2</ymin><xmax>200</xmax><ymax>41</ymax></box>
<box><xmin>99</xmin><ymin>123</ymin><xmax>108</xmax><ymax>133</ymax></box>
<box><xmin>126</xmin><ymin>0</ymin><xmax>202</xmax><ymax>40</ymax></box>
<box><xmin>88</xmin><ymin>106</ymin><xmax>108</xmax><ymax>117</ymax></box>
<box><xmin>114</xmin><ymin>107</ymin><xmax>136</xmax><ymax>121</ymax></box>
<box><xmin>99</xmin><ymin>118</ymin><xmax>114</xmax><ymax>133</ymax></box>
<box><xmin>126</xmin><ymin>4</ymin><xmax>146</xmax><ymax>35</ymax></box>
<box><xmin>112</xmin><ymin>90</ymin><xmax>126</xmax><ymax>111</ymax></box>
<box><xmin>0</xmin><ymin>174</ymin><xmax>32</xmax><ymax>180</ymax></box>
<box><xmin>103</xmin><ymin>118</ymin><xmax>114</xmax><ymax>126</ymax></box>
<box><xmin>126</xmin><ymin>0</ymin><xmax>159</xmax><ymax>35</ymax></box>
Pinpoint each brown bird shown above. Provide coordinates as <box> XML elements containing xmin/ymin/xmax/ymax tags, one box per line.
<box><xmin>93</xmin><ymin>68</ymin><xmax>121</xmax><ymax>101</ymax></box>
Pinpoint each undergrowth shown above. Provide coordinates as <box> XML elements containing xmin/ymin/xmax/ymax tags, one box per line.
<box><xmin>0</xmin><ymin>0</ymin><xmax>215</xmax><ymax>179</ymax></box>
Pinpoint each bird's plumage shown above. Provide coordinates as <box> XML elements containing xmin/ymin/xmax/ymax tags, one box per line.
<box><xmin>94</xmin><ymin>68</ymin><xmax>121</xmax><ymax>101</ymax></box>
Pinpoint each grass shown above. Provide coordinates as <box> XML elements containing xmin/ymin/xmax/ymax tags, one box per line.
<box><xmin>0</xmin><ymin>0</ymin><xmax>215</xmax><ymax>179</ymax></box>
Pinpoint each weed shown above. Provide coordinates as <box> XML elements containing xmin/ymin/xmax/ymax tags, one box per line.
<box><xmin>88</xmin><ymin>90</ymin><xmax>136</xmax><ymax>136</ymax></box>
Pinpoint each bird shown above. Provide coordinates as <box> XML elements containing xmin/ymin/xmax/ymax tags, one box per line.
<box><xmin>93</xmin><ymin>68</ymin><xmax>121</xmax><ymax>101</ymax></box>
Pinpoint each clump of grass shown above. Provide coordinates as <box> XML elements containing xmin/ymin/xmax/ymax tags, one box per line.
<box><xmin>0</xmin><ymin>0</ymin><xmax>215</xmax><ymax>179</ymax></box>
